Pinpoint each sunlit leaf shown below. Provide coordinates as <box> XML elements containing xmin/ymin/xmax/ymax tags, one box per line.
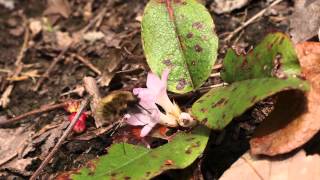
<box><xmin>142</xmin><ymin>0</ymin><xmax>218</xmax><ymax>93</ymax></box>
<box><xmin>59</xmin><ymin>126</ymin><xmax>210</xmax><ymax>180</ymax></box>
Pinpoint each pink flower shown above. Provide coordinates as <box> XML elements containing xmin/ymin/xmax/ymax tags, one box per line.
<box><xmin>125</xmin><ymin>69</ymin><xmax>196</xmax><ymax>137</ymax></box>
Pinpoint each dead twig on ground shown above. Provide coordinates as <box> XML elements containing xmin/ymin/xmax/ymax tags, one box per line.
<box><xmin>0</xmin><ymin>100</ymin><xmax>76</xmax><ymax>126</ymax></box>
<box><xmin>224</xmin><ymin>0</ymin><xmax>284</xmax><ymax>42</ymax></box>
<box><xmin>0</xmin><ymin>153</ymin><xmax>18</xmax><ymax>167</ymax></box>
<box><xmin>32</xmin><ymin>46</ymin><xmax>70</xmax><ymax>91</ymax></box>
<box><xmin>30</xmin><ymin>97</ymin><xmax>90</xmax><ymax>180</ymax></box>
<box><xmin>81</xmin><ymin>7</ymin><xmax>107</xmax><ymax>33</ymax></box>
<box><xmin>33</xmin><ymin>7</ymin><xmax>108</xmax><ymax>91</ymax></box>
<box><xmin>0</xmin><ymin>19</ymin><xmax>29</xmax><ymax>108</ymax></box>
<box><xmin>72</xmin><ymin>53</ymin><xmax>102</xmax><ymax>75</ymax></box>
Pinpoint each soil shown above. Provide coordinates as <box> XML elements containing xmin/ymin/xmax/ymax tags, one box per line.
<box><xmin>0</xmin><ymin>0</ymin><xmax>296</xmax><ymax>179</ymax></box>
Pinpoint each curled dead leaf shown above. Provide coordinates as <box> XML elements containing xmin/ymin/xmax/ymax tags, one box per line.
<box><xmin>250</xmin><ymin>42</ymin><xmax>320</xmax><ymax>155</ymax></box>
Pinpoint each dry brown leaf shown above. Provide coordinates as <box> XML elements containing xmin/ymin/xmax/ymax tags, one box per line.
<box><xmin>210</xmin><ymin>0</ymin><xmax>250</xmax><ymax>14</ymax></box>
<box><xmin>220</xmin><ymin>150</ymin><xmax>320</xmax><ymax>180</ymax></box>
<box><xmin>56</xmin><ymin>31</ymin><xmax>73</xmax><ymax>49</ymax></box>
<box><xmin>0</xmin><ymin>0</ymin><xmax>15</xmax><ymax>10</ymax></box>
<box><xmin>43</xmin><ymin>0</ymin><xmax>71</xmax><ymax>18</ymax></box>
<box><xmin>29</xmin><ymin>19</ymin><xmax>42</xmax><ymax>37</ymax></box>
<box><xmin>290</xmin><ymin>0</ymin><xmax>320</xmax><ymax>43</ymax></box>
<box><xmin>98</xmin><ymin>49</ymin><xmax>122</xmax><ymax>87</ymax></box>
<box><xmin>250</xmin><ymin>42</ymin><xmax>320</xmax><ymax>155</ymax></box>
<box><xmin>83</xmin><ymin>31</ymin><xmax>105</xmax><ymax>42</ymax></box>
<box><xmin>0</xmin><ymin>127</ymin><xmax>34</xmax><ymax>175</ymax></box>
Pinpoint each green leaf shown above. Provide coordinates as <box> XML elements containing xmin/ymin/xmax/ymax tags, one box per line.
<box><xmin>191</xmin><ymin>33</ymin><xmax>309</xmax><ymax>130</ymax></box>
<box><xmin>142</xmin><ymin>0</ymin><xmax>218</xmax><ymax>93</ymax></box>
<box><xmin>192</xmin><ymin>78</ymin><xmax>309</xmax><ymax>129</ymax></box>
<box><xmin>221</xmin><ymin>32</ymin><xmax>301</xmax><ymax>83</ymax></box>
<box><xmin>69</xmin><ymin>126</ymin><xmax>209</xmax><ymax>180</ymax></box>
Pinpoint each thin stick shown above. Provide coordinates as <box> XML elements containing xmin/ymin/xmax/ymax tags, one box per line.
<box><xmin>198</xmin><ymin>83</ymin><xmax>228</xmax><ymax>92</ymax></box>
<box><xmin>224</xmin><ymin>0</ymin><xmax>284</xmax><ymax>42</ymax></box>
<box><xmin>33</xmin><ymin>46</ymin><xmax>70</xmax><ymax>91</ymax></box>
<box><xmin>72</xmin><ymin>54</ymin><xmax>101</xmax><ymax>75</ymax></box>
<box><xmin>0</xmin><ymin>22</ymin><xmax>29</xmax><ymax>108</ymax></box>
<box><xmin>0</xmin><ymin>153</ymin><xmax>18</xmax><ymax>167</ymax></box>
<box><xmin>30</xmin><ymin>97</ymin><xmax>90</xmax><ymax>180</ymax></box>
<box><xmin>0</xmin><ymin>100</ymin><xmax>75</xmax><ymax>126</ymax></box>
<box><xmin>80</xmin><ymin>7</ymin><xmax>107</xmax><ymax>33</ymax></box>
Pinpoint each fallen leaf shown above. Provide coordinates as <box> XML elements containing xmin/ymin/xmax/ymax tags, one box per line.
<box><xmin>56</xmin><ymin>31</ymin><xmax>73</xmax><ymax>49</ymax></box>
<box><xmin>83</xmin><ymin>31</ymin><xmax>105</xmax><ymax>42</ymax></box>
<box><xmin>220</xmin><ymin>150</ymin><xmax>320</xmax><ymax>180</ymax></box>
<box><xmin>250</xmin><ymin>42</ymin><xmax>320</xmax><ymax>155</ymax></box>
<box><xmin>29</xmin><ymin>19</ymin><xmax>43</xmax><ymax>37</ymax></box>
<box><xmin>0</xmin><ymin>126</ymin><xmax>34</xmax><ymax>175</ymax></box>
<box><xmin>290</xmin><ymin>0</ymin><xmax>320</xmax><ymax>43</ymax></box>
<box><xmin>43</xmin><ymin>0</ymin><xmax>71</xmax><ymax>18</ymax></box>
<box><xmin>210</xmin><ymin>0</ymin><xmax>250</xmax><ymax>14</ymax></box>
<box><xmin>0</xmin><ymin>0</ymin><xmax>14</xmax><ymax>10</ymax></box>
<box><xmin>9</xmin><ymin>26</ymin><xmax>24</xmax><ymax>37</ymax></box>
<box><xmin>98</xmin><ymin>49</ymin><xmax>122</xmax><ymax>87</ymax></box>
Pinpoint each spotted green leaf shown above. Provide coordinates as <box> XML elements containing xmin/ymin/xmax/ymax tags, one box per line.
<box><xmin>66</xmin><ymin>126</ymin><xmax>209</xmax><ymax>180</ymax></box>
<box><xmin>142</xmin><ymin>0</ymin><xmax>218</xmax><ymax>93</ymax></box>
<box><xmin>192</xmin><ymin>33</ymin><xmax>309</xmax><ymax>129</ymax></box>
<box><xmin>192</xmin><ymin>78</ymin><xmax>309</xmax><ymax>129</ymax></box>
<box><xmin>221</xmin><ymin>32</ymin><xmax>301</xmax><ymax>83</ymax></box>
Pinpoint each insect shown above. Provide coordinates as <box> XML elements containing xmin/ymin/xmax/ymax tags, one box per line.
<box><xmin>96</xmin><ymin>90</ymin><xmax>139</xmax><ymax>124</ymax></box>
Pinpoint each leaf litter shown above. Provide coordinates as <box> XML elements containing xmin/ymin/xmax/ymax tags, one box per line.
<box><xmin>1</xmin><ymin>0</ymin><xmax>320</xmax><ymax>179</ymax></box>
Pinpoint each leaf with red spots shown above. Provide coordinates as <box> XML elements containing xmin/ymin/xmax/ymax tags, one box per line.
<box><xmin>59</xmin><ymin>126</ymin><xmax>209</xmax><ymax>180</ymax></box>
<box><xmin>142</xmin><ymin>0</ymin><xmax>218</xmax><ymax>93</ymax></box>
<box><xmin>192</xmin><ymin>78</ymin><xmax>309</xmax><ymax>130</ymax></box>
<box><xmin>221</xmin><ymin>33</ymin><xmax>301</xmax><ymax>83</ymax></box>
<box><xmin>192</xmin><ymin>33</ymin><xmax>310</xmax><ymax>131</ymax></box>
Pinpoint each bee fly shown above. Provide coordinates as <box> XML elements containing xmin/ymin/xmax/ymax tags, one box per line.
<box><xmin>96</xmin><ymin>90</ymin><xmax>139</xmax><ymax>124</ymax></box>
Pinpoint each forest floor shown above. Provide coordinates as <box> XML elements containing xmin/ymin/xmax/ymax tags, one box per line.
<box><xmin>0</xmin><ymin>0</ymin><xmax>315</xmax><ymax>179</ymax></box>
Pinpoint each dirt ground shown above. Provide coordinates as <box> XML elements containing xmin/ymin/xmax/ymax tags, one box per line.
<box><xmin>0</xmin><ymin>0</ymin><xmax>297</xmax><ymax>179</ymax></box>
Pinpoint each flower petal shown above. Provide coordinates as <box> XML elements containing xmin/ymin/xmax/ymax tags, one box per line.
<box><xmin>146</xmin><ymin>72</ymin><xmax>163</xmax><ymax>92</ymax></box>
<box><xmin>133</xmin><ymin>88</ymin><xmax>156</xmax><ymax>102</ymax></box>
<box><xmin>125</xmin><ymin>114</ymin><xmax>147</xmax><ymax>126</ymax></box>
<box><xmin>140</xmin><ymin>123</ymin><xmax>156</xmax><ymax>137</ymax></box>
<box><xmin>161</xmin><ymin>68</ymin><xmax>170</xmax><ymax>85</ymax></box>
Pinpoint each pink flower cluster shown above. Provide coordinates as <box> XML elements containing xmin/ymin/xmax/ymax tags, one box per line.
<box><xmin>125</xmin><ymin>69</ymin><xmax>195</xmax><ymax>137</ymax></box>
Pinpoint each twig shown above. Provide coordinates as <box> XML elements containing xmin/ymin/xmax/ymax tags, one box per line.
<box><xmin>81</xmin><ymin>7</ymin><xmax>107</xmax><ymax>33</ymax></box>
<box><xmin>33</xmin><ymin>7</ymin><xmax>107</xmax><ymax>91</ymax></box>
<box><xmin>72</xmin><ymin>54</ymin><xmax>102</xmax><ymax>75</ymax></box>
<box><xmin>0</xmin><ymin>153</ymin><xmax>18</xmax><ymax>167</ymax></box>
<box><xmin>0</xmin><ymin>100</ymin><xmax>75</xmax><ymax>126</ymax></box>
<box><xmin>30</xmin><ymin>97</ymin><xmax>90</xmax><ymax>180</ymax></box>
<box><xmin>224</xmin><ymin>0</ymin><xmax>284</xmax><ymax>42</ymax></box>
<box><xmin>198</xmin><ymin>83</ymin><xmax>228</xmax><ymax>92</ymax></box>
<box><xmin>0</xmin><ymin>21</ymin><xmax>29</xmax><ymax>108</ymax></box>
<box><xmin>33</xmin><ymin>46</ymin><xmax>70</xmax><ymax>91</ymax></box>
